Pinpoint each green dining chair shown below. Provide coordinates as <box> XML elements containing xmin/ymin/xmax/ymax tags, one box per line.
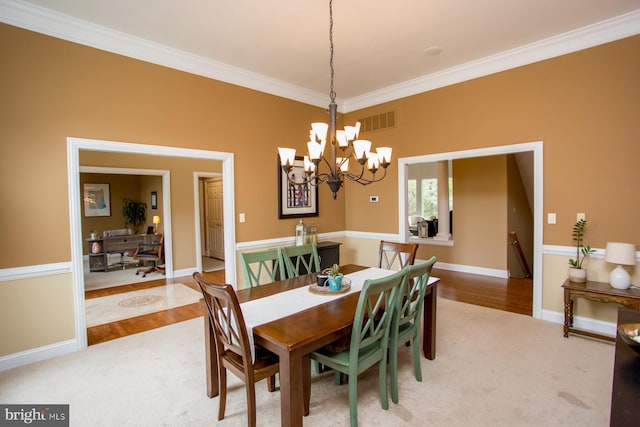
<box><xmin>389</xmin><ymin>256</ymin><xmax>437</xmax><ymax>404</ymax></box>
<box><xmin>239</xmin><ymin>248</ymin><xmax>286</xmax><ymax>287</ymax></box>
<box><xmin>281</xmin><ymin>243</ymin><xmax>321</xmax><ymax>278</ymax></box>
<box><xmin>308</xmin><ymin>268</ymin><xmax>407</xmax><ymax>427</ymax></box>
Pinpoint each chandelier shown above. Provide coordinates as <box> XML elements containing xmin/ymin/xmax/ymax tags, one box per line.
<box><xmin>278</xmin><ymin>0</ymin><xmax>392</xmax><ymax>200</ymax></box>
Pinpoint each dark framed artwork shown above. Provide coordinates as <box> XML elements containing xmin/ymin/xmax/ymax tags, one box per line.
<box><xmin>278</xmin><ymin>156</ymin><xmax>319</xmax><ymax>219</ymax></box>
<box><xmin>151</xmin><ymin>191</ymin><xmax>158</xmax><ymax>209</ymax></box>
<box><xmin>83</xmin><ymin>183</ymin><xmax>111</xmax><ymax>217</ymax></box>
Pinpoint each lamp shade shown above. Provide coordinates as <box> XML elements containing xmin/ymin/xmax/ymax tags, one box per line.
<box><xmin>604</xmin><ymin>242</ymin><xmax>636</xmax><ymax>265</ymax></box>
<box><xmin>605</xmin><ymin>242</ymin><xmax>636</xmax><ymax>290</ymax></box>
<box><xmin>152</xmin><ymin>216</ymin><xmax>161</xmax><ymax>225</ymax></box>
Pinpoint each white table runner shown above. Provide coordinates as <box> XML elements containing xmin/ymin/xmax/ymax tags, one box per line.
<box><xmin>241</xmin><ymin>267</ymin><xmax>394</xmax><ymax>360</ymax></box>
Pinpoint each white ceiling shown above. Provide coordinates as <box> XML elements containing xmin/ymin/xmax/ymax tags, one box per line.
<box><xmin>2</xmin><ymin>0</ymin><xmax>640</xmax><ymax>111</ymax></box>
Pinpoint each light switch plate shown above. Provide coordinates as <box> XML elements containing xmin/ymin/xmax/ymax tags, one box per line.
<box><xmin>547</xmin><ymin>213</ymin><xmax>556</xmax><ymax>224</ymax></box>
<box><xmin>370</xmin><ymin>196</ymin><xmax>379</xmax><ymax>203</ymax></box>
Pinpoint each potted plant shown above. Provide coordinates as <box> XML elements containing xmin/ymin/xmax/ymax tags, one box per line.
<box><xmin>568</xmin><ymin>218</ymin><xmax>595</xmax><ymax>283</ymax></box>
<box><xmin>327</xmin><ymin>263</ymin><xmax>343</xmax><ymax>290</ymax></box>
<box><xmin>122</xmin><ymin>198</ymin><xmax>147</xmax><ymax>233</ymax></box>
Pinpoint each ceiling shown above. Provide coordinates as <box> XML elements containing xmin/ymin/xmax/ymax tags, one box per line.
<box><xmin>2</xmin><ymin>0</ymin><xmax>640</xmax><ymax>111</ymax></box>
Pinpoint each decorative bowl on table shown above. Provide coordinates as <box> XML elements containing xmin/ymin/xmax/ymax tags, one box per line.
<box><xmin>617</xmin><ymin>323</ymin><xmax>640</xmax><ymax>356</ymax></box>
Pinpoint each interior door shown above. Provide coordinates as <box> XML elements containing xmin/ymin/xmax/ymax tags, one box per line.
<box><xmin>206</xmin><ymin>178</ymin><xmax>225</xmax><ymax>260</ymax></box>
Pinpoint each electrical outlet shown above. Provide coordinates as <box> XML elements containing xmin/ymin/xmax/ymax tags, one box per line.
<box><xmin>370</xmin><ymin>196</ymin><xmax>379</xmax><ymax>203</ymax></box>
<box><xmin>547</xmin><ymin>213</ymin><xmax>556</xmax><ymax>224</ymax></box>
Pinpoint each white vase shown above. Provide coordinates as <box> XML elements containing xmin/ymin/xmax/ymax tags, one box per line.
<box><xmin>568</xmin><ymin>267</ymin><xmax>587</xmax><ymax>283</ymax></box>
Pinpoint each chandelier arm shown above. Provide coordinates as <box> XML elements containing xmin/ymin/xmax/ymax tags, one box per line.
<box><xmin>344</xmin><ymin>167</ymin><xmax>389</xmax><ymax>185</ymax></box>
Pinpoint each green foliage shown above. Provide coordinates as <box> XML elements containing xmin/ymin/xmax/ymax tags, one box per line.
<box><xmin>568</xmin><ymin>219</ymin><xmax>595</xmax><ymax>269</ymax></box>
<box><xmin>122</xmin><ymin>198</ymin><xmax>147</xmax><ymax>233</ymax></box>
<box><xmin>330</xmin><ymin>263</ymin><xmax>342</xmax><ymax>277</ymax></box>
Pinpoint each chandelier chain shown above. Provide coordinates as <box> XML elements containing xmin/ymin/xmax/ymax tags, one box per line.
<box><xmin>329</xmin><ymin>0</ymin><xmax>335</xmax><ymax>102</ymax></box>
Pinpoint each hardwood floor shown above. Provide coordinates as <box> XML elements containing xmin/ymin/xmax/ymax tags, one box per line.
<box><xmin>85</xmin><ymin>271</ymin><xmax>223</xmax><ymax>346</ymax></box>
<box><xmin>85</xmin><ymin>268</ymin><xmax>532</xmax><ymax>345</ymax></box>
<box><xmin>433</xmin><ymin>268</ymin><xmax>533</xmax><ymax>316</ymax></box>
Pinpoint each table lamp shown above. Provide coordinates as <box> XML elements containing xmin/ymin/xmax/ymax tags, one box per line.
<box><xmin>604</xmin><ymin>242</ymin><xmax>637</xmax><ymax>290</ymax></box>
<box><xmin>152</xmin><ymin>215</ymin><xmax>161</xmax><ymax>234</ymax></box>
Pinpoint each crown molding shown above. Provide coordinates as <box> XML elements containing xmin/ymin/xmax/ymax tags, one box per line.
<box><xmin>0</xmin><ymin>0</ymin><xmax>329</xmax><ymax>108</ymax></box>
<box><xmin>343</xmin><ymin>9</ymin><xmax>640</xmax><ymax>112</ymax></box>
<box><xmin>2</xmin><ymin>0</ymin><xmax>639</xmax><ymax>112</ymax></box>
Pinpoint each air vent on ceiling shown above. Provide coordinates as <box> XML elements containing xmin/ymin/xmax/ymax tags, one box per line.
<box><xmin>357</xmin><ymin>111</ymin><xmax>396</xmax><ymax>133</ymax></box>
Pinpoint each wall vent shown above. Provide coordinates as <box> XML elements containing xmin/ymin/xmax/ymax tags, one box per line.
<box><xmin>357</xmin><ymin>111</ymin><xmax>396</xmax><ymax>133</ymax></box>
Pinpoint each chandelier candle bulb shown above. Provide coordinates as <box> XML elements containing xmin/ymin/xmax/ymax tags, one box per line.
<box><xmin>377</xmin><ymin>147</ymin><xmax>392</xmax><ymax>164</ymax></box>
<box><xmin>278</xmin><ymin>147</ymin><xmax>296</xmax><ymax>168</ymax></box>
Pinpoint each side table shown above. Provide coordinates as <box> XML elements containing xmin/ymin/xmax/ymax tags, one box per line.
<box><xmin>562</xmin><ymin>279</ymin><xmax>640</xmax><ymax>341</ymax></box>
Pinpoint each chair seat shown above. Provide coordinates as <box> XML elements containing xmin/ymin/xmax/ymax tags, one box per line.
<box><xmin>397</xmin><ymin>322</ymin><xmax>417</xmax><ymax>341</ymax></box>
<box><xmin>313</xmin><ymin>341</ymin><xmax>381</xmax><ymax>370</ymax></box>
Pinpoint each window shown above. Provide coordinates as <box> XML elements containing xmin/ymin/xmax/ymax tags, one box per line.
<box><xmin>407</xmin><ymin>174</ymin><xmax>452</xmax><ymax>220</ymax></box>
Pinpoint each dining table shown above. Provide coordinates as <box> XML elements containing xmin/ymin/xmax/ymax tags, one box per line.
<box><xmin>203</xmin><ymin>264</ymin><xmax>440</xmax><ymax>427</ymax></box>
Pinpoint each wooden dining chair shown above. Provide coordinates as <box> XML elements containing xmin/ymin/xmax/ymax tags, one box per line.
<box><xmin>308</xmin><ymin>268</ymin><xmax>407</xmax><ymax>427</ymax></box>
<box><xmin>377</xmin><ymin>240</ymin><xmax>418</xmax><ymax>270</ymax></box>
<box><xmin>193</xmin><ymin>273</ymin><xmax>279</xmax><ymax>427</ymax></box>
<box><xmin>239</xmin><ymin>248</ymin><xmax>286</xmax><ymax>287</ymax></box>
<box><xmin>389</xmin><ymin>256</ymin><xmax>437</xmax><ymax>404</ymax></box>
<box><xmin>281</xmin><ymin>243</ymin><xmax>321</xmax><ymax>278</ymax></box>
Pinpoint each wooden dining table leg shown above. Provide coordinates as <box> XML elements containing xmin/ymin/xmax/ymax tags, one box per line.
<box><xmin>277</xmin><ymin>348</ymin><xmax>304</xmax><ymax>427</ymax></box>
<box><xmin>422</xmin><ymin>282</ymin><xmax>437</xmax><ymax>360</ymax></box>
<box><xmin>204</xmin><ymin>314</ymin><xmax>219</xmax><ymax>398</ymax></box>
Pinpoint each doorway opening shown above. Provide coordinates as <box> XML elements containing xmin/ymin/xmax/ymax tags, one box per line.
<box><xmin>196</xmin><ymin>174</ymin><xmax>225</xmax><ymax>273</ymax></box>
<box><xmin>398</xmin><ymin>141</ymin><xmax>543</xmax><ymax>318</ymax></box>
<box><xmin>68</xmin><ymin>137</ymin><xmax>237</xmax><ymax>350</ymax></box>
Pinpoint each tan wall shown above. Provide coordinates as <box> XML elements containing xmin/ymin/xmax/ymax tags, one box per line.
<box><xmin>0</xmin><ymin>23</ymin><xmax>345</xmax><ymax>270</ymax></box>
<box><xmin>0</xmin><ymin>274</ymin><xmax>75</xmax><ymax>355</ymax></box>
<box><xmin>343</xmin><ymin>35</ymin><xmax>640</xmax><ymax>250</ymax></box>
<box><xmin>1</xmin><ymin>23</ymin><xmax>639</xmax><ymax>358</ymax></box>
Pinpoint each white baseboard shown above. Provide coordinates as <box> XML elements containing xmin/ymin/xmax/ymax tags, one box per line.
<box><xmin>0</xmin><ymin>339</ymin><xmax>78</xmax><ymax>372</ymax></box>
<box><xmin>541</xmin><ymin>309</ymin><xmax>616</xmax><ymax>338</ymax></box>
<box><xmin>427</xmin><ymin>261</ymin><xmax>509</xmax><ymax>279</ymax></box>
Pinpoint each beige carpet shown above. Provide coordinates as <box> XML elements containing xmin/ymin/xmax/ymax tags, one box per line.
<box><xmin>85</xmin><ymin>284</ymin><xmax>202</xmax><ymax>327</ymax></box>
<box><xmin>0</xmin><ymin>298</ymin><xmax>615</xmax><ymax>426</ymax></box>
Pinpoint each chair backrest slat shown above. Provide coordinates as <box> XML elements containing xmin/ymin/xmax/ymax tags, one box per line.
<box><xmin>281</xmin><ymin>244</ymin><xmax>321</xmax><ymax>278</ymax></box>
<box><xmin>351</xmin><ymin>269</ymin><xmax>407</xmax><ymax>363</ymax></box>
<box><xmin>240</xmin><ymin>248</ymin><xmax>286</xmax><ymax>287</ymax></box>
<box><xmin>396</xmin><ymin>256</ymin><xmax>437</xmax><ymax>331</ymax></box>
<box><xmin>378</xmin><ymin>240</ymin><xmax>418</xmax><ymax>270</ymax></box>
<box><xmin>193</xmin><ymin>274</ymin><xmax>253</xmax><ymax>373</ymax></box>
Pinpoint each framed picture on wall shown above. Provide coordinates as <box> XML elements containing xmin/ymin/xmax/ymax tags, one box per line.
<box><xmin>83</xmin><ymin>183</ymin><xmax>111</xmax><ymax>217</ymax></box>
<box><xmin>278</xmin><ymin>156</ymin><xmax>318</xmax><ymax>218</ymax></box>
<box><xmin>151</xmin><ymin>191</ymin><xmax>157</xmax><ymax>209</ymax></box>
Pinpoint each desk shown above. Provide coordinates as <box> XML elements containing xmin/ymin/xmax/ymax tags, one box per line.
<box><xmin>203</xmin><ymin>264</ymin><xmax>439</xmax><ymax>427</ymax></box>
<box><xmin>610</xmin><ymin>307</ymin><xmax>640</xmax><ymax>426</ymax></box>
<box><xmin>562</xmin><ymin>279</ymin><xmax>640</xmax><ymax>341</ymax></box>
<box><xmin>86</xmin><ymin>234</ymin><xmax>159</xmax><ymax>272</ymax></box>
